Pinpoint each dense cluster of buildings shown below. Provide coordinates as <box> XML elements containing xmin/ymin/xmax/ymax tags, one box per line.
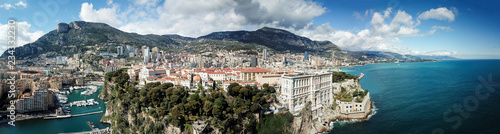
<box><xmin>0</xmin><ymin>70</ymin><xmax>86</xmax><ymax>114</ymax></box>
<box><xmin>0</xmin><ymin>43</ymin><xmax>370</xmax><ymax>117</ymax></box>
<box><xmin>16</xmin><ymin>87</ymin><xmax>55</xmax><ymax>113</ymax></box>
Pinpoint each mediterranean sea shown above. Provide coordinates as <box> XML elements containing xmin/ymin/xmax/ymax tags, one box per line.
<box><xmin>333</xmin><ymin>60</ymin><xmax>500</xmax><ymax>133</ymax></box>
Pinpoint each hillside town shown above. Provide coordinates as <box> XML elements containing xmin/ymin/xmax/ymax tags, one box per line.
<box><xmin>0</xmin><ymin>44</ymin><xmax>371</xmax><ymax>133</ymax></box>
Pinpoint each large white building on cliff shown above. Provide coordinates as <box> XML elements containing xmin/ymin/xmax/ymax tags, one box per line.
<box><xmin>280</xmin><ymin>71</ymin><xmax>334</xmax><ymax>115</ymax></box>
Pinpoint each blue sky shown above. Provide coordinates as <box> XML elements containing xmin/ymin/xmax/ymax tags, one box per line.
<box><xmin>1</xmin><ymin>0</ymin><xmax>499</xmax><ymax>59</ymax></box>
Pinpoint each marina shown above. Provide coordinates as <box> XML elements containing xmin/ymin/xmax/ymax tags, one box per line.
<box><xmin>0</xmin><ymin>85</ymin><xmax>110</xmax><ymax>134</ymax></box>
<box><xmin>65</xmin><ymin>99</ymin><xmax>100</xmax><ymax>107</ymax></box>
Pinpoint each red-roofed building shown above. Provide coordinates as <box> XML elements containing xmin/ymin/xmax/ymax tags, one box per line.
<box><xmin>207</xmin><ymin>72</ymin><xmax>226</xmax><ymax>81</ymax></box>
<box><xmin>222</xmin><ymin>81</ymin><xmax>238</xmax><ymax>92</ymax></box>
<box><xmin>180</xmin><ymin>78</ymin><xmax>191</xmax><ymax>88</ymax></box>
<box><xmin>241</xmin><ymin>67</ymin><xmax>271</xmax><ymax>81</ymax></box>
<box><xmin>193</xmin><ymin>75</ymin><xmax>201</xmax><ymax>83</ymax></box>
<box><xmin>226</xmin><ymin>73</ymin><xmax>237</xmax><ymax>81</ymax></box>
<box><xmin>155</xmin><ymin>78</ymin><xmax>167</xmax><ymax>82</ymax></box>
<box><xmin>240</xmin><ymin>81</ymin><xmax>259</xmax><ymax>87</ymax></box>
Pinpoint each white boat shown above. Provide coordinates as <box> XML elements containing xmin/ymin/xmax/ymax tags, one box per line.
<box><xmin>81</xmin><ymin>91</ymin><xmax>88</xmax><ymax>95</ymax></box>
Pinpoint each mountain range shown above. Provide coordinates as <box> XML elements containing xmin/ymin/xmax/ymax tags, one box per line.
<box><xmin>1</xmin><ymin>21</ymin><xmax>455</xmax><ymax>61</ymax></box>
<box><xmin>359</xmin><ymin>51</ymin><xmax>458</xmax><ymax>60</ymax></box>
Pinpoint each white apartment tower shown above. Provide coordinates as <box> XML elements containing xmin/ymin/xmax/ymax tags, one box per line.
<box><xmin>117</xmin><ymin>46</ymin><xmax>124</xmax><ymax>56</ymax></box>
<box><xmin>263</xmin><ymin>49</ymin><xmax>267</xmax><ymax>60</ymax></box>
<box><xmin>127</xmin><ymin>45</ymin><xmax>135</xmax><ymax>57</ymax></box>
<box><xmin>143</xmin><ymin>46</ymin><xmax>150</xmax><ymax>64</ymax></box>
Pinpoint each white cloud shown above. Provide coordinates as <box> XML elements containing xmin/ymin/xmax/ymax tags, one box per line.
<box><xmin>79</xmin><ymin>3</ymin><xmax>123</xmax><ymax>26</ymax></box>
<box><xmin>0</xmin><ymin>1</ymin><xmax>28</xmax><ymax>10</ymax></box>
<box><xmin>0</xmin><ymin>22</ymin><xmax>44</xmax><ymax>53</ymax></box>
<box><xmin>15</xmin><ymin>1</ymin><xmax>27</xmax><ymax>8</ymax></box>
<box><xmin>134</xmin><ymin>0</ymin><xmax>160</xmax><ymax>7</ymax></box>
<box><xmin>286</xmin><ymin>8</ymin><xmax>456</xmax><ymax>56</ymax></box>
<box><xmin>421</xmin><ymin>50</ymin><xmax>457</xmax><ymax>56</ymax></box>
<box><xmin>106</xmin><ymin>0</ymin><xmax>113</xmax><ymax>5</ymax></box>
<box><xmin>0</xmin><ymin>3</ymin><xmax>14</xmax><ymax>10</ymax></box>
<box><xmin>78</xmin><ymin>2</ymin><xmax>456</xmax><ymax>56</ymax></box>
<box><xmin>80</xmin><ymin>0</ymin><xmax>326</xmax><ymax>37</ymax></box>
<box><xmin>431</xmin><ymin>26</ymin><xmax>453</xmax><ymax>31</ymax></box>
<box><xmin>353</xmin><ymin>12</ymin><xmax>363</xmax><ymax>19</ymax></box>
<box><xmin>353</xmin><ymin>9</ymin><xmax>373</xmax><ymax>20</ymax></box>
<box><xmin>370</xmin><ymin>12</ymin><xmax>385</xmax><ymax>25</ymax></box>
<box><xmin>418</xmin><ymin>7</ymin><xmax>457</xmax><ymax>22</ymax></box>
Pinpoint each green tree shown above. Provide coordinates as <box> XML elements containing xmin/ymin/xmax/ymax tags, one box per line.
<box><xmin>212</xmin><ymin>81</ymin><xmax>217</xmax><ymax>91</ymax></box>
<box><xmin>213</xmin><ymin>98</ymin><xmax>227</xmax><ymax>119</ymax></box>
<box><xmin>170</xmin><ymin>104</ymin><xmax>184</xmax><ymax>127</ymax></box>
<box><xmin>203</xmin><ymin>101</ymin><xmax>213</xmax><ymax>116</ymax></box>
<box><xmin>250</xmin><ymin>104</ymin><xmax>260</xmax><ymax>113</ymax></box>
<box><xmin>353</xmin><ymin>90</ymin><xmax>359</xmax><ymax>97</ymax></box>
<box><xmin>262</xmin><ymin>83</ymin><xmax>269</xmax><ymax>89</ymax></box>
<box><xmin>228</xmin><ymin>83</ymin><xmax>241</xmax><ymax>96</ymax></box>
<box><xmin>185</xmin><ymin>99</ymin><xmax>201</xmax><ymax>116</ymax></box>
<box><xmin>239</xmin><ymin>87</ymin><xmax>250</xmax><ymax>98</ymax></box>
<box><xmin>197</xmin><ymin>82</ymin><xmax>203</xmax><ymax>90</ymax></box>
<box><xmin>268</xmin><ymin>86</ymin><xmax>276</xmax><ymax>93</ymax></box>
<box><xmin>201</xmin><ymin>89</ymin><xmax>206</xmax><ymax>98</ymax></box>
<box><xmin>147</xmin><ymin>87</ymin><xmax>165</xmax><ymax>106</ymax></box>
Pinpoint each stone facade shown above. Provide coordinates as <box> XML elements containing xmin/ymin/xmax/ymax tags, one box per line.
<box><xmin>280</xmin><ymin>72</ymin><xmax>334</xmax><ymax>115</ymax></box>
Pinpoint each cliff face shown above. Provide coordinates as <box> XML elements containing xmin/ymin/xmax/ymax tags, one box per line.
<box><xmin>1</xmin><ymin>21</ymin><xmax>176</xmax><ymax>59</ymax></box>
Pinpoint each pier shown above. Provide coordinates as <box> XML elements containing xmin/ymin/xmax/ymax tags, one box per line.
<box><xmin>58</xmin><ymin>127</ymin><xmax>112</xmax><ymax>134</ymax></box>
<box><xmin>44</xmin><ymin>111</ymin><xmax>103</xmax><ymax>120</ymax></box>
<box><xmin>358</xmin><ymin>73</ymin><xmax>364</xmax><ymax>79</ymax></box>
<box><xmin>72</xmin><ymin>111</ymin><xmax>103</xmax><ymax>117</ymax></box>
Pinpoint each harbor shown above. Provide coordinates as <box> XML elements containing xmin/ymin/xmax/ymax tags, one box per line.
<box><xmin>64</xmin><ymin>99</ymin><xmax>100</xmax><ymax>107</ymax></box>
<box><xmin>0</xmin><ymin>85</ymin><xmax>110</xmax><ymax>134</ymax></box>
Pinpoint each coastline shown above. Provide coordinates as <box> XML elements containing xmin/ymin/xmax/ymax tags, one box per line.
<box><xmin>331</xmin><ymin>100</ymin><xmax>374</xmax><ymax>122</ymax></box>
<box><xmin>292</xmin><ymin>101</ymin><xmax>375</xmax><ymax>134</ymax></box>
<box><xmin>342</xmin><ymin>60</ymin><xmax>440</xmax><ymax>68</ymax></box>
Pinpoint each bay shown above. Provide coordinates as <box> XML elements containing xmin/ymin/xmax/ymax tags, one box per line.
<box><xmin>332</xmin><ymin>60</ymin><xmax>500</xmax><ymax>133</ymax></box>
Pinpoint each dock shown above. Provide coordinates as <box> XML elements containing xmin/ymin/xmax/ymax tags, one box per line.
<box><xmin>358</xmin><ymin>73</ymin><xmax>364</xmax><ymax>79</ymax></box>
<box><xmin>72</xmin><ymin>111</ymin><xmax>103</xmax><ymax>117</ymax></box>
<box><xmin>44</xmin><ymin>111</ymin><xmax>103</xmax><ymax>120</ymax></box>
<box><xmin>44</xmin><ymin>115</ymin><xmax>72</xmax><ymax>120</ymax></box>
<box><xmin>58</xmin><ymin>127</ymin><xmax>112</xmax><ymax>134</ymax></box>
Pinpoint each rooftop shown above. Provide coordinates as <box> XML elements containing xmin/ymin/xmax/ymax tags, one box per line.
<box><xmin>241</xmin><ymin>67</ymin><xmax>271</xmax><ymax>73</ymax></box>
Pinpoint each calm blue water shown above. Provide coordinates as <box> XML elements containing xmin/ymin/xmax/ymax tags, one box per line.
<box><xmin>0</xmin><ymin>86</ymin><xmax>109</xmax><ymax>134</ymax></box>
<box><xmin>333</xmin><ymin>60</ymin><xmax>500</xmax><ymax>134</ymax></box>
